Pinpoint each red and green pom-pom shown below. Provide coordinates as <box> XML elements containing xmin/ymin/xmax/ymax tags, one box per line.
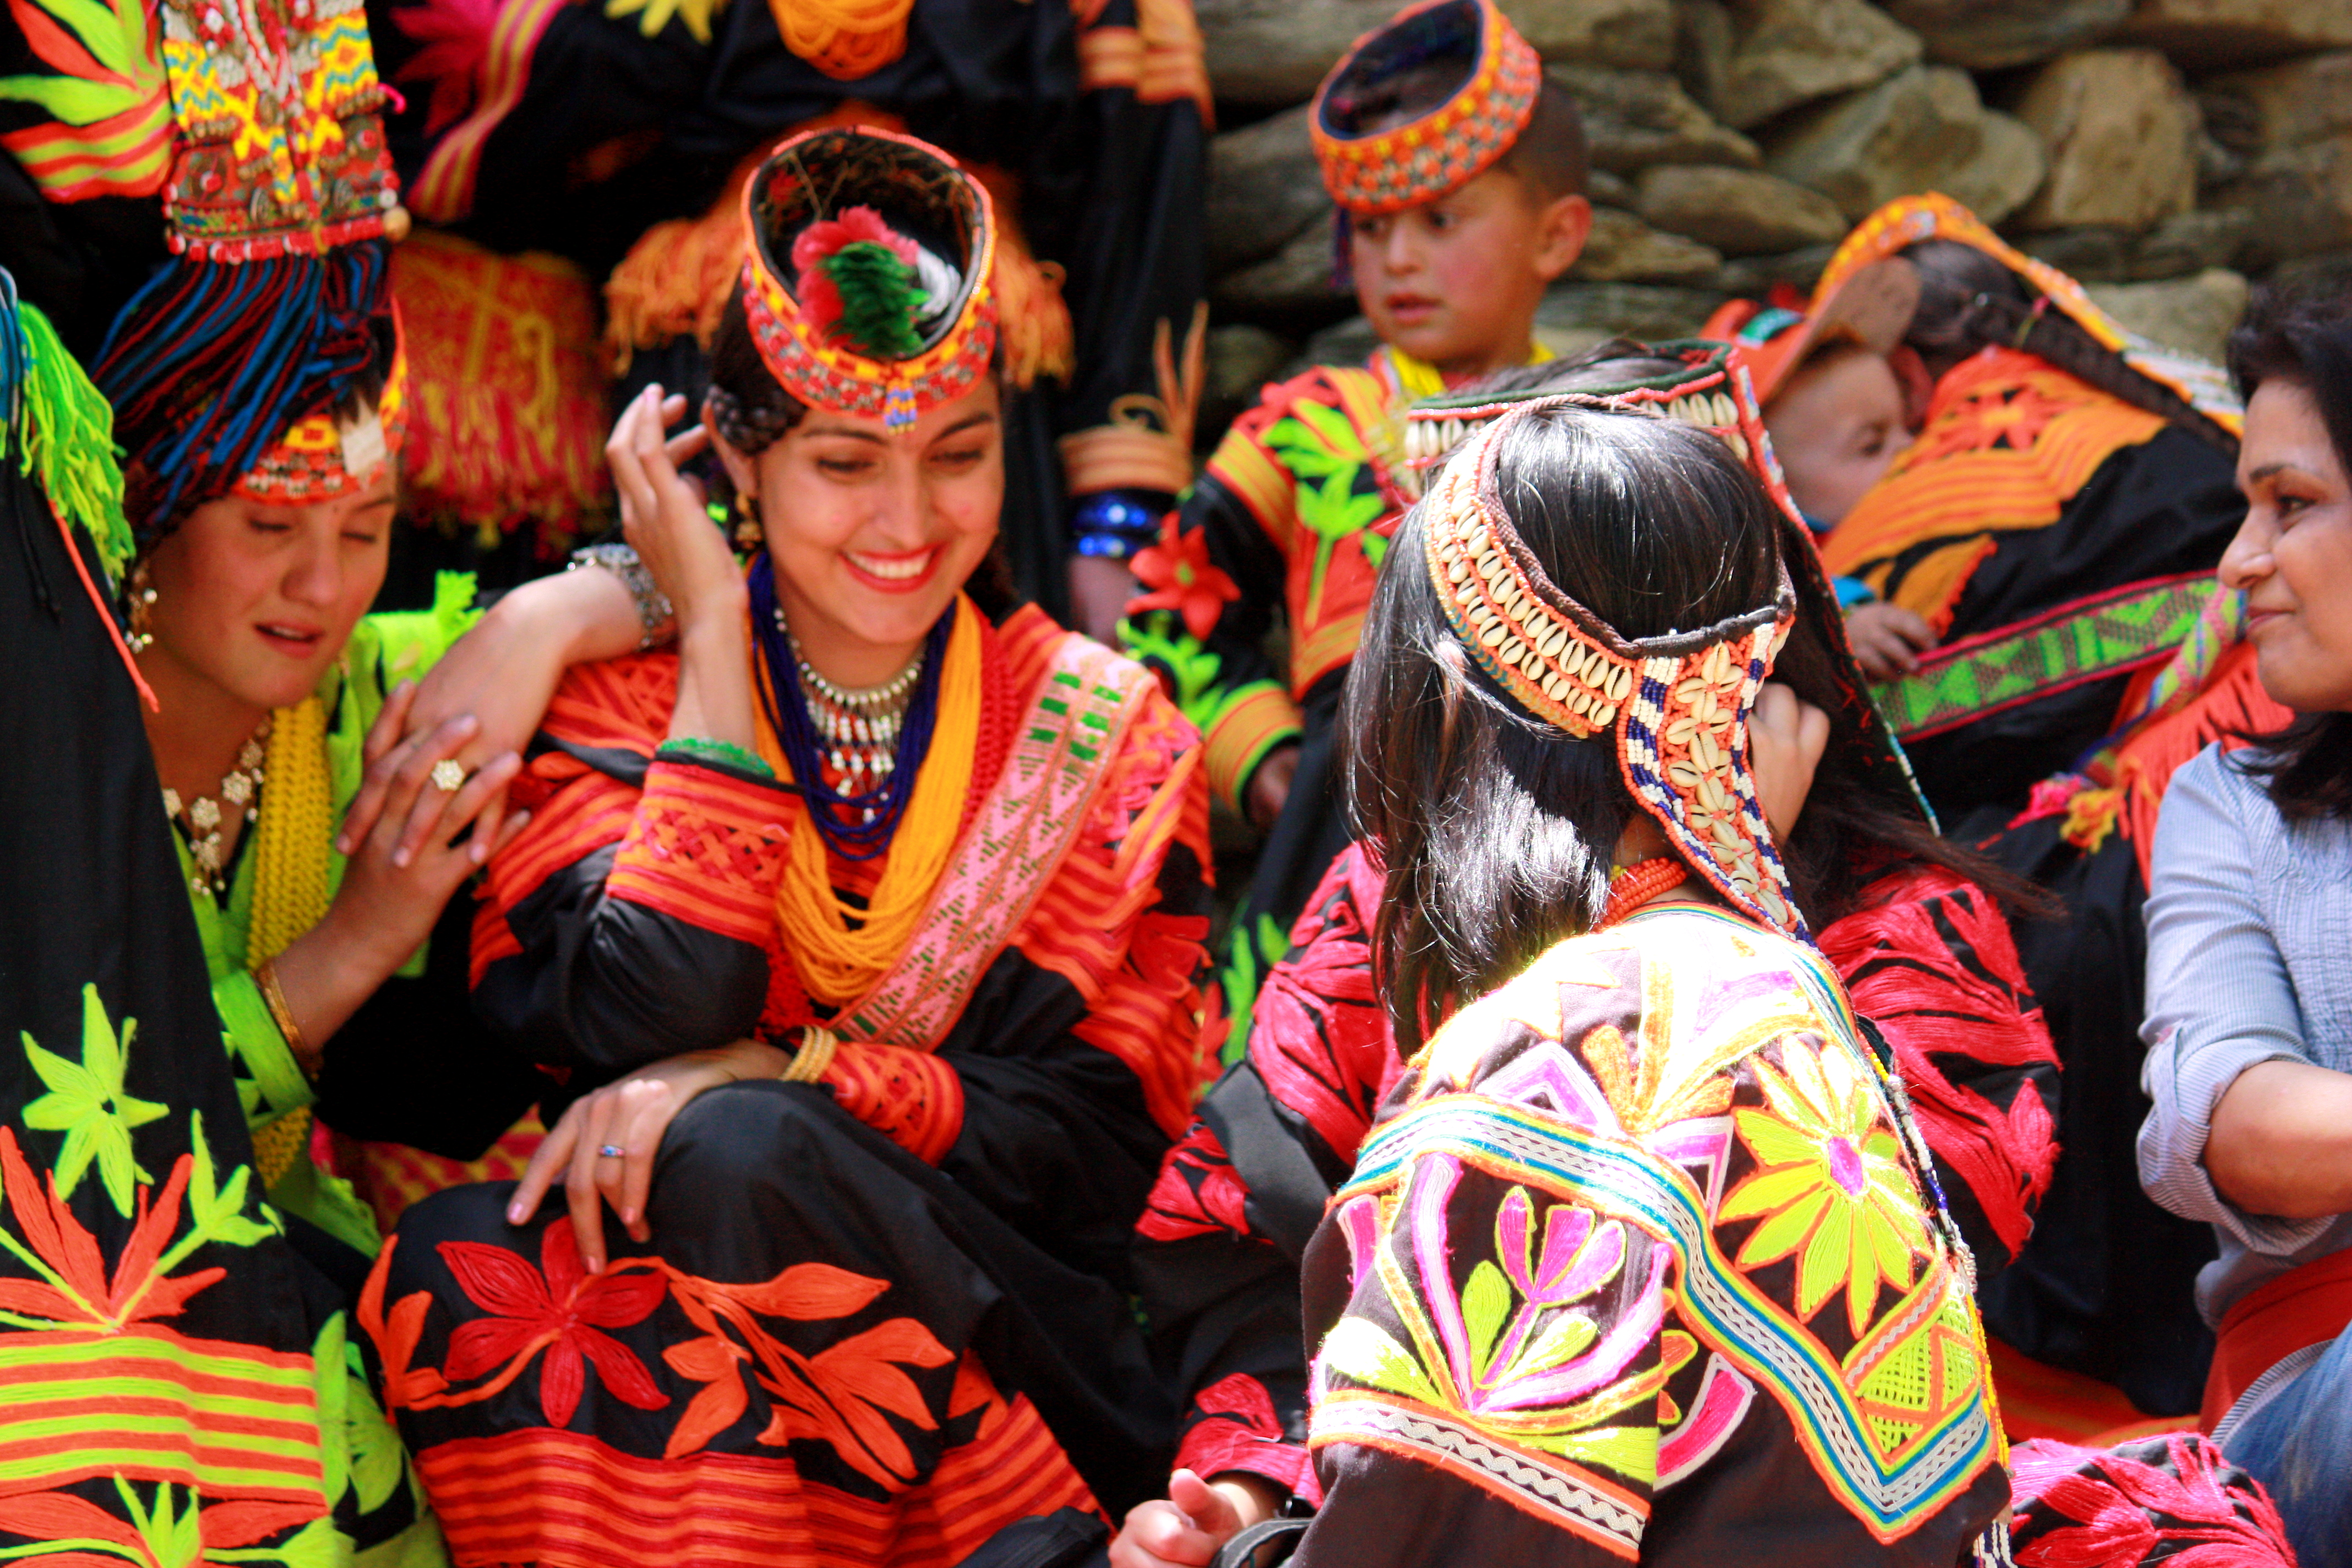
<box><xmin>819</xmin><ymin>241</ymin><xmax>926</xmax><ymax>360</ymax></box>
<box><xmin>789</xmin><ymin>206</ymin><xmax>930</xmax><ymax>361</ymax></box>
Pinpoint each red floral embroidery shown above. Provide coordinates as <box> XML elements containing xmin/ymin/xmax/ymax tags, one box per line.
<box><xmin>1138</xmin><ymin>1121</ymin><xmax>1252</xmax><ymax>1242</ymax></box>
<box><xmin>1249</xmin><ymin>842</ymin><xmax>1403</xmax><ymax>1164</ymax></box>
<box><xmin>658</xmin><ymin>1263</ymin><xmax>954</xmax><ymax>1486</ymax></box>
<box><xmin>438</xmin><ymin>1222</ymin><xmax>669</xmax><ymax>1427</ymax></box>
<box><xmin>1820</xmin><ymin>868</ymin><xmax>2060</xmax><ymax>1264</ymax></box>
<box><xmin>2010</xmin><ymin>1433</ymin><xmax>2295</xmax><ymax>1568</ymax></box>
<box><xmin>1175</xmin><ymin>1373</ymin><xmax>1315</xmax><ymax>1495</ymax></box>
<box><xmin>1129</xmin><ymin>516</ymin><xmax>1239</xmax><ymax>641</ymax></box>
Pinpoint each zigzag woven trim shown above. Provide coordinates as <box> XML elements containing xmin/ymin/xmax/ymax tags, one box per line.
<box><xmin>1311</xmin><ymin>1395</ymin><xmax>1647</xmax><ymax>1559</ymax></box>
<box><xmin>1875</xmin><ymin>572</ymin><xmax>2216</xmax><ymax>742</ymax></box>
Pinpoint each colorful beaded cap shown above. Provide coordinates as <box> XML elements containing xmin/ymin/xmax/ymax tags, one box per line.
<box><xmin>737</xmin><ymin>127</ymin><xmax>999</xmax><ymax>434</ymax></box>
<box><xmin>155</xmin><ymin>0</ymin><xmax>404</xmax><ymax>259</ymax></box>
<box><xmin>230</xmin><ymin>340</ymin><xmax>409</xmax><ymax>503</ymax></box>
<box><xmin>1420</xmin><ymin>395</ymin><xmax>1807</xmax><ymax>937</ymax></box>
<box><xmin>1309</xmin><ymin>0</ymin><xmax>1540</xmax><ymax>216</ymax></box>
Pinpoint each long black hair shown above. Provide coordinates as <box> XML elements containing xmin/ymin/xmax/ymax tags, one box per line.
<box><xmin>1343</xmin><ymin>402</ymin><xmax>1783</xmax><ymax>1050</ymax></box>
<box><xmin>2227</xmin><ymin>284</ymin><xmax>2352</xmax><ymax>821</ymax></box>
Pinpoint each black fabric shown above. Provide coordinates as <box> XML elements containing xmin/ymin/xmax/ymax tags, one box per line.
<box><xmin>1198</xmin><ymin>1059</ymin><xmax>1334</xmax><ymax>1260</ymax></box>
<box><xmin>1968</xmin><ymin>808</ymin><xmax>2216</xmax><ymax>1418</ymax></box>
<box><xmin>1899</xmin><ymin>430</ymin><xmax>2244</xmax><ymax>819</ymax></box>
<box><xmin>0</xmin><ymin>423</ymin><xmax>421</xmax><ymax>1554</ymax></box>
<box><xmin>313</xmin><ymin>881</ymin><xmax>546</xmax><ymax>1158</ymax></box>
<box><xmin>953</xmin><ymin>1507</ymin><xmax>1111</xmax><ymax>1568</ymax></box>
<box><xmin>477</xmin><ymin>840</ymin><xmax>780</xmax><ymax>1079</ymax></box>
<box><xmin>386</xmin><ymin>1081</ymin><xmax>1176</xmax><ymax>1513</ymax></box>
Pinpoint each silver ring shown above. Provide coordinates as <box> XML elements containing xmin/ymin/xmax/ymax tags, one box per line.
<box><xmin>430</xmin><ymin>759</ymin><xmax>466</xmax><ymax>793</ymax></box>
<box><xmin>597</xmin><ymin>1144</ymin><xmax>626</xmax><ymax>1158</ymax></box>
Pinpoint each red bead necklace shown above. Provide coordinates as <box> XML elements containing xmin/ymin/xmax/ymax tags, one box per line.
<box><xmin>1600</xmin><ymin>855</ymin><xmax>1689</xmax><ymax>928</ymax></box>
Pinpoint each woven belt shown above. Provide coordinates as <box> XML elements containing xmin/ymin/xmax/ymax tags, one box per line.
<box><xmin>1874</xmin><ymin>573</ymin><xmax>2217</xmax><ymax>742</ymax></box>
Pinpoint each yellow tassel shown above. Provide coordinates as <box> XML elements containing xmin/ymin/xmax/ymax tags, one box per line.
<box><xmin>245</xmin><ymin>696</ymin><xmax>335</xmax><ymax>1186</ymax></box>
<box><xmin>759</xmin><ymin>601</ymin><xmax>982</xmax><ymax>1007</ymax></box>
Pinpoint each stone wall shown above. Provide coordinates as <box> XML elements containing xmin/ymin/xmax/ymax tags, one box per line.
<box><xmin>1197</xmin><ymin>0</ymin><xmax>2352</xmax><ymax>437</ymax></box>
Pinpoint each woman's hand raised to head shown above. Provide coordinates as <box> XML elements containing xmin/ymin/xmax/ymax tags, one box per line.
<box><xmin>1749</xmin><ymin>681</ymin><xmax>1832</xmax><ymax>842</ymax></box>
<box><xmin>609</xmin><ymin>387</ymin><xmax>742</xmax><ymax>636</ymax></box>
<box><xmin>509</xmin><ymin>1039</ymin><xmax>792</xmax><ymax>1272</ymax></box>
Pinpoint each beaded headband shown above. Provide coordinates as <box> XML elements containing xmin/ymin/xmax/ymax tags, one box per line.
<box><xmin>1422</xmin><ymin>394</ymin><xmax>1806</xmax><ymax>935</ymax></box>
<box><xmin>1406</xmin><ymin>340</ymin><xmax>1932</xmax><ymax>836</ymax></box>
<box><xmin>1398</xmin><ymin>341</ymin><xmax>1782</xmax><ymax>503</ymax></box>
<box><xmin>1310</xmin><ymin>0</ymin><xmax>1541</xmax><ymax>216</ymax></box>
<box><xmin>230</xmin><ymin>339</ymin><xmax>409</xmax><ymax>504</ymax></box>
<box><xmin>737</xmin><ymin>127</ymin><xmax>999</xmax><ymax>434</ymax></box>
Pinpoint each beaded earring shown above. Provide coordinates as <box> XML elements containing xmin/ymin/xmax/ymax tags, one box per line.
<box><xmin>127</xmin><ymin>563</ymin><xmax>157</xmax><ymax>653</ymax></box>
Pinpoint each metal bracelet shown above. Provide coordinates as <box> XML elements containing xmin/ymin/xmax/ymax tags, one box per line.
<box><xmin>568</xmin><ymin>542</ymin><xmax>675</xmax><ymax>652</ymax></box>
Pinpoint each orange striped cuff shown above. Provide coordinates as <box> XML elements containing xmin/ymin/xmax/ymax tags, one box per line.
<box><xmin>1205</xmin><ymin>683</ymin><xmax>1302</xmax><ymax>815</ymax></box>
<box><xmin>605</xmin><ymin>760</ymin><xmax>792</xmax><ymax>946</ymax></box>
<box><xmin>821</xmin><ymin>1044</ymin><xmax>966</xmax><ymax>1164</ymax></box>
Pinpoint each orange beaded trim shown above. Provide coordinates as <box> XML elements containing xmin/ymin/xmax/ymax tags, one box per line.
<box><xmin>1599</xmin><ymin>855</ymin><xmax>1686</xmax><ymax>928</ymax></box>
<box><xmin>231</xmin><ymin>341</ymin><xmax>410</xmax><ymax>504</ymax></box>
<box><xmin>1309</xmin><ymin>0</ymin><xmax>1540</xmax><ymax>216</ymax></box>
<box><xmin>1421</xmin><ymin>395</ymin><xmax>1807</xmax><ymax>937</ymax></box>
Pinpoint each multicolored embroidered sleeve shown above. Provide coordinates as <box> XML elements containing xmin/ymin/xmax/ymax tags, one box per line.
<box><xmin>1818</xmin><ymin>866</ymin><xmax>2061</xmax><ymax>1272</ymax></box>
<box><xmin>1123</xmin><ymin>365</ymin><xmax>1403</xmax><ymax>813</ymax></box>
<box><xmin>1291</xmin><ymin>908</ymin><xmax>2006</xmax><ymax>1565</ymax></box>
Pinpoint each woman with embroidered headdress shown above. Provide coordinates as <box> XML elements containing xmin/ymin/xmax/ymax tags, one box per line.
<box><xmin>1161</xmin><ymin>391</ymin><xmax>2010</xmax><ymax>1563</ymax></box>
<box><xmin>366</xmin><ymin>125</ymin><xmax>1214</xmax><ymax>1567</ymax></box>
<box><xmin>1714</xmin><ymin>197</ymin><xmax>2278</xmax><ymax>1418</ymax></box>
<box><xmin>368</xmin><ymin>0</ymin><xmax>1208</xmax><ymax>630</ymax></box>
<box><xmin>1119</xmin><ymin>344</ymin><xmax>2068</xmax><ymax>1561</ymax></box>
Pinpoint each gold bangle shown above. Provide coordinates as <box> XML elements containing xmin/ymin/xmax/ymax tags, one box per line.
<box><xmin>254</xmin><ymin>960</ymin><xmax>322</xmax><ymax>1081</ymax></box>
<box><xmin>781</xmin><ymin>1024</ymin><xmax>839</xmax><ymax>1084</ymax></box>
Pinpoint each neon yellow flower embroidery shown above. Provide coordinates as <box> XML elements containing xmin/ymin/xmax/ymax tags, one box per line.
<box><xmin>21</xmin><ymin>984</ymin><xmax>168</xmax><ymax>1216</ymax></box>
<box><xmin>1718</xmin><ymin>1038</ymin><xmax>1931</xmax><ymax>1337</ymax></box>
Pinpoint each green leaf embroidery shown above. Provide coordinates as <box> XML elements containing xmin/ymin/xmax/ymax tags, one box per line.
<box><xmin>342</xmin><ymin>1329</ymin><xmax>405</xmax><ymax>1512</ymax></box>
<box><xmin>1461</xmin><ymin>1260</ymin><xmax>1512</xmax><ymax>1378</ymax></box>
<box><xmin>1320</xmin><ymin>1316</ymin><xmax>1443</xmax><ymax>1407</ymax></box>
<box><xmin>1505</xmin><ymin>1310</ymin><xmax>1600</xmax><ymax>1382</ymax></box>
<box><xmin>21</xmin><ymin>985</ymin><xmax>167</xmax><ymax>1215</ymax></box>
<box><xmin>185</xmin><ymin>1111</ymin><xmax>273</xmax><ymax>1249</ymax></box>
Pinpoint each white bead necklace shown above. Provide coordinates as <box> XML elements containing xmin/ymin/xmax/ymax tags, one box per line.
<box><xmin>776</xmin><ymin>607</ymin><xmax>924</xmax><ymax>798</ymax></box>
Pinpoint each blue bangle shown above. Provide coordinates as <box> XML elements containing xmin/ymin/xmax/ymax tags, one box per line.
<box><xmin>1071</xmin><ymin>492</ymin><xmax>1163</xmax><ymax>558</ymax></box>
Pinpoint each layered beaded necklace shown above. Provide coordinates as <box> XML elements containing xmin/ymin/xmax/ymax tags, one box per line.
<box><xmin>783</xmin><ymin>618</ymin><xmax>924</xmax><ymax>796</ymax></box>
<box><xmin>748</xmin><ymin>554</ymin><xmax>948</xmax><ymax>861</ymax></box>
<box><xmin>162</xmin><ymin>715</ymin><xmax>270</xmax><ymax>898</ymax></box>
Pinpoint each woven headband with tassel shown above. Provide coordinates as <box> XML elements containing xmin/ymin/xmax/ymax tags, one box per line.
<box><xmin>1422</xmin><ymin>395</ymin><xmax>1807</xmax><ymax>936</ymax></box>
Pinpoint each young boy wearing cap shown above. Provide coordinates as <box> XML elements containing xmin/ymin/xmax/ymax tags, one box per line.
<box><xmin>1121</xmin><ymin>0</ymin><xmax>1591</xmax><ymax>1060</ymax></box>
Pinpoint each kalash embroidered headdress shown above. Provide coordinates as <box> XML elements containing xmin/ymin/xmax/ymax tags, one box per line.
<box><xmin>1420</xmin><ymin>390</ymin><xmax>1812</xmax><ymax>935</ymax></box>
<box><xmin>1310</xmin><ymin>0</ymin><xmax>1541</xmax><ymax>216</ymax></box>
<box><xmin>1405</xmin><ymin>339</ymin><xmax>1934</xmax><ymax>841</ymax></box>
<box><xmin>736</xmin><ymin>127</ymin><xmax>998</xmax><ymax>434</ymax></box>
<box><xmin>2</xmin><ymin>0</ymin><xmax>414</xmax><ymax>532</ymax></box>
